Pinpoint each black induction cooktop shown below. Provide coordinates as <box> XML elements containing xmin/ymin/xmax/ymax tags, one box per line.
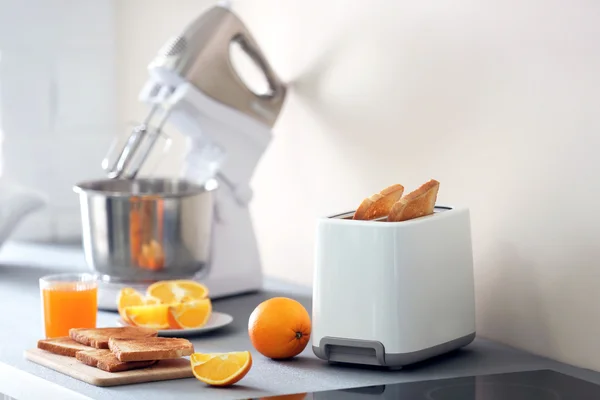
<box><xmin>256</xmin><ymin>370</ymin><xmax>600</xmax><ymax>399</ymax></box>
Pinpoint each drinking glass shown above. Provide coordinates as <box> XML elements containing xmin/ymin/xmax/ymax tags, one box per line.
<box><xmin>40</xmin><ymin>273</ymin><xmax>98</xmax><ymax>338</ymax></box>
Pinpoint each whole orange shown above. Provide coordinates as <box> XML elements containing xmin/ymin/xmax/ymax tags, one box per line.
<box><xmin>248</xmin><ymin>297</ymin><xmax>312</xmax><ymax>359</ymax></box>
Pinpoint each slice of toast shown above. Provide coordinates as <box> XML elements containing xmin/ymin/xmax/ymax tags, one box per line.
<box><xmin>387</xmin><ymin>179</ymin><xmax>440</xmax><ymax>222</ymax></box>
<box><xmin>37</xmin><ymin>337</ymin><xmax>94</xmax><ymax>357</ymax></box>
<box><xmin>70</xmin><ymin>327</ymin><xmax>158</xmax><ymax>349</ymax></box>
<box><xmin>76</xmin><ymin>349</ymin><xmax>157</xmax><ymax>373</ymax></box>
<box><xmin>109</xmin><ymin>337</ymin><xmax>194</xmax><ymax>362</ymax></box>
<box><xmin>353</xmin><ymin>184</ymin><xmax>405</xmax><ymax>220</ymax></box>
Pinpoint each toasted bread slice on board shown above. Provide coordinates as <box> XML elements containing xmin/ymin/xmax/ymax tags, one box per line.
<box><xmin>76</xmin><ymin>349</ymin><xmax>157</xmax><ymax>373</ymax></box>
<box><xmin>109</xmin><ymin>337</ymin><xmax>194</xmax><ymax>362</ymax></box>
<box><xmin>388</xmin><ymin>179</ymin><xmax>440</xmax><ymax>222</ymax></box>
<box><xmin>37</xmin><ymin>337</ymin><xmax>94</xmax><ymax>357</ymax></box>
<box><xmin>353</xmin><ymin>184</ymin><xmax>405</xmax><ymax>220</ymax></box>
<box><xmin>70</xmin><ymin>327</ymin><xmax>158</xmax><ymax>349</ymax></box>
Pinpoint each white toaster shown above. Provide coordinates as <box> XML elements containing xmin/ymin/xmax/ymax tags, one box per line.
<box><xmin>311</xmin><ymin>205</ymin><xmax>476</xmax><ymax>369</ymax></box>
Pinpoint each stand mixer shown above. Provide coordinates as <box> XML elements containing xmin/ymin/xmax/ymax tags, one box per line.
<box><xmin>81</xmin><ymin>2</ymin><xmax>287</xmax><ymax>310</ymax></box>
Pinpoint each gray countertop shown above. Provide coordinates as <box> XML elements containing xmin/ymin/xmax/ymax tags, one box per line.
<box><xmin>1</xmin><ymin>243</ymin><xmax>600</xmax><ymax>399</ymax></box>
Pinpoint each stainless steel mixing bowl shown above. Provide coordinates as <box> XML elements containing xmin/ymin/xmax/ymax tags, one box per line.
<box><xmin>73</xmin><ymin>178</ymin><xmax>216</xmax><ymax>283</ymax></box>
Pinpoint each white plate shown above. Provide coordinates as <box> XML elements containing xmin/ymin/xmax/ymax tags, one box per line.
<box><xmin>116</xmin><ymin>312</ymin><xmax>234</xmax><ymax>337</ymax></box>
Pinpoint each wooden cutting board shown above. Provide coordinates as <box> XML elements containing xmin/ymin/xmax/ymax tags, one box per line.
<box><xmin>25</xmin><ymin>348</ymin><xmax>194</xmax><ymax>387</ymax></box>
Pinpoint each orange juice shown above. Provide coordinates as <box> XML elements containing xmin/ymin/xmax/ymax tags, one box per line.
<box><xmin>41</xmin><ymin>276</ymin><xmax>98</xmax><ymax>338</ymax></box>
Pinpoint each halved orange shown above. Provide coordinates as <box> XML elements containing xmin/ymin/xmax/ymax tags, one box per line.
<box><xmin>124</xmin><ymin>304</ymin><xmax>170</xmax><ymax>329</ymax></box>
<box><xmin>146</xmin><ymin>280</ymin><xmax>209</xmax><ymax>304</ymax></box>
<box><xmin>190</xmin><ymin>351</ymin><xmax>252</xmax><ymax>386</ymax></box>
<box><xmin>168</xmin><ymin>298</ymin><xmax>212</xmax><ymax>329</ymax></box>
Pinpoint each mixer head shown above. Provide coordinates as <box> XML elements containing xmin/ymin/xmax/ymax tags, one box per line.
<box><xmin>104</xmin><ymin>2</ymin><xmax>286</xmax><ymax>181</ymax></box>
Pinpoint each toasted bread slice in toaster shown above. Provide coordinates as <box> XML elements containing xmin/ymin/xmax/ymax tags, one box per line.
<box><xmin>37</xmin><ymin>337</ymin><xmax>94</xmax><ymax>357</ymax></box>
<box><xmin>69</xmin><ymin>327</ymin><xmax>158</xmax><ymax>349</ymax></box>
<box><xmin>76</xmin><ymin>349</ymin><xmax>157</xmax><ymax>373</ymax></box>
<box><xmin>353</xmin><ymin>184</ymin><xmax>405</xmax><ymax>220</ymax></box>
<box><xmin>108</xmin><ymin>337</ymin><xmax>194</xmax><ymax>362</ymax></box>
<box><xmin>387</xmin><ymin>179</ymin><xmax>440</xmax><ymax>222</ymax></box>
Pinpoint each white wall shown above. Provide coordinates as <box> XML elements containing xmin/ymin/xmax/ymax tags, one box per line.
<box><xmin>113</xmin><ymin>0</ymin><xmax>211</xmax><ymax>173</ymax></box>
<box><xmin>0</xmin><ymin>0</ymin><xmax>117</xmax><ymax>242</ymax></box>
<box><xmin>116</xmin><ymin>0</ymin><xmax>600</xmax><ymax>372</ymax></box>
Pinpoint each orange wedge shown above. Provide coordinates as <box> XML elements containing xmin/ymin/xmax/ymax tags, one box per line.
<box><xmin>124</xmin><ymin>304</ymin><xmax>170</xmax><ymax>330</ymax></box>
<box><xmin>190</xmin><ymin>351</ymin><xmax>252</xmax><ymax>387</ymax></box>
<box><xmin>168</xmin><ymin>298</ymin><xmax>212</xmax><ymax>329</ymax></box>
<box><xmin>144</xmin><ymin>296</ymin><xmax>161</xmax><ymax>305</ymax></box>
<box><xmin>146</xmin><ymin>280</ymin><xmax>209</xmax><ymax>304</ymax></box>
<box><xmin>117</xmin><ymin>288</ymin><xmax>161</xmax><ymax>324</ymax></box>
<box><xmin>117</xmin><ymin>288</ymin><xmax>145</xmax><ymax>324</ymax></box>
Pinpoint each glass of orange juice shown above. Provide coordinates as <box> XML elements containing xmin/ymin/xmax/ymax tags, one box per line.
<box><xmin>40</xmin><ymin>273</ymin><xmax>98</xmax><ymax>338</ymax></box>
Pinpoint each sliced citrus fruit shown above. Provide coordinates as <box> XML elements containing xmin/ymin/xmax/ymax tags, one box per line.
<box><xmin>144</xmin><ymin>295</ymin><xmax>161</xmax><ymax>305</ymax></box>
<box><xmin>146</xmin><ymin>280</ymin><xmax>209</xmax><ymax>304</ymax></box>
<box><xmin>124</xmin><ymin>304</ymin><xmax>170</xmax><ymax>329</ymax></box>
<box><xmin>117</xmin><ymin>288</ymin><xmax>163</xmax><ymax>324</ymax></box>
<box><xmin>117</xmin><ymin>288</ymin><xmax>146</xmax><ymax>324</ymax></box>
<box><xmin>167</xmin><ymin>298</ymin><xmax>212</xmax><ymax>329</ymax></box>
<box><xmin>190</xmin><ymin>351</ymin><xmax>252</xmax><ymax>387</ymax></box>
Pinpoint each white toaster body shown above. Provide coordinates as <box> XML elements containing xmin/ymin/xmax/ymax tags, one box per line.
<box><xmin>312</xmin><ymin>206</ymin><xmax>476</xmax><ymax>369</ymax></box>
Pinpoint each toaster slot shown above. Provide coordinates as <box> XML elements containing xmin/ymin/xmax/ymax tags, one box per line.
<box><xmin>328</xmin><ymin>205</ymin><xmax>452</xmax><ymax>220</ymax></box>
